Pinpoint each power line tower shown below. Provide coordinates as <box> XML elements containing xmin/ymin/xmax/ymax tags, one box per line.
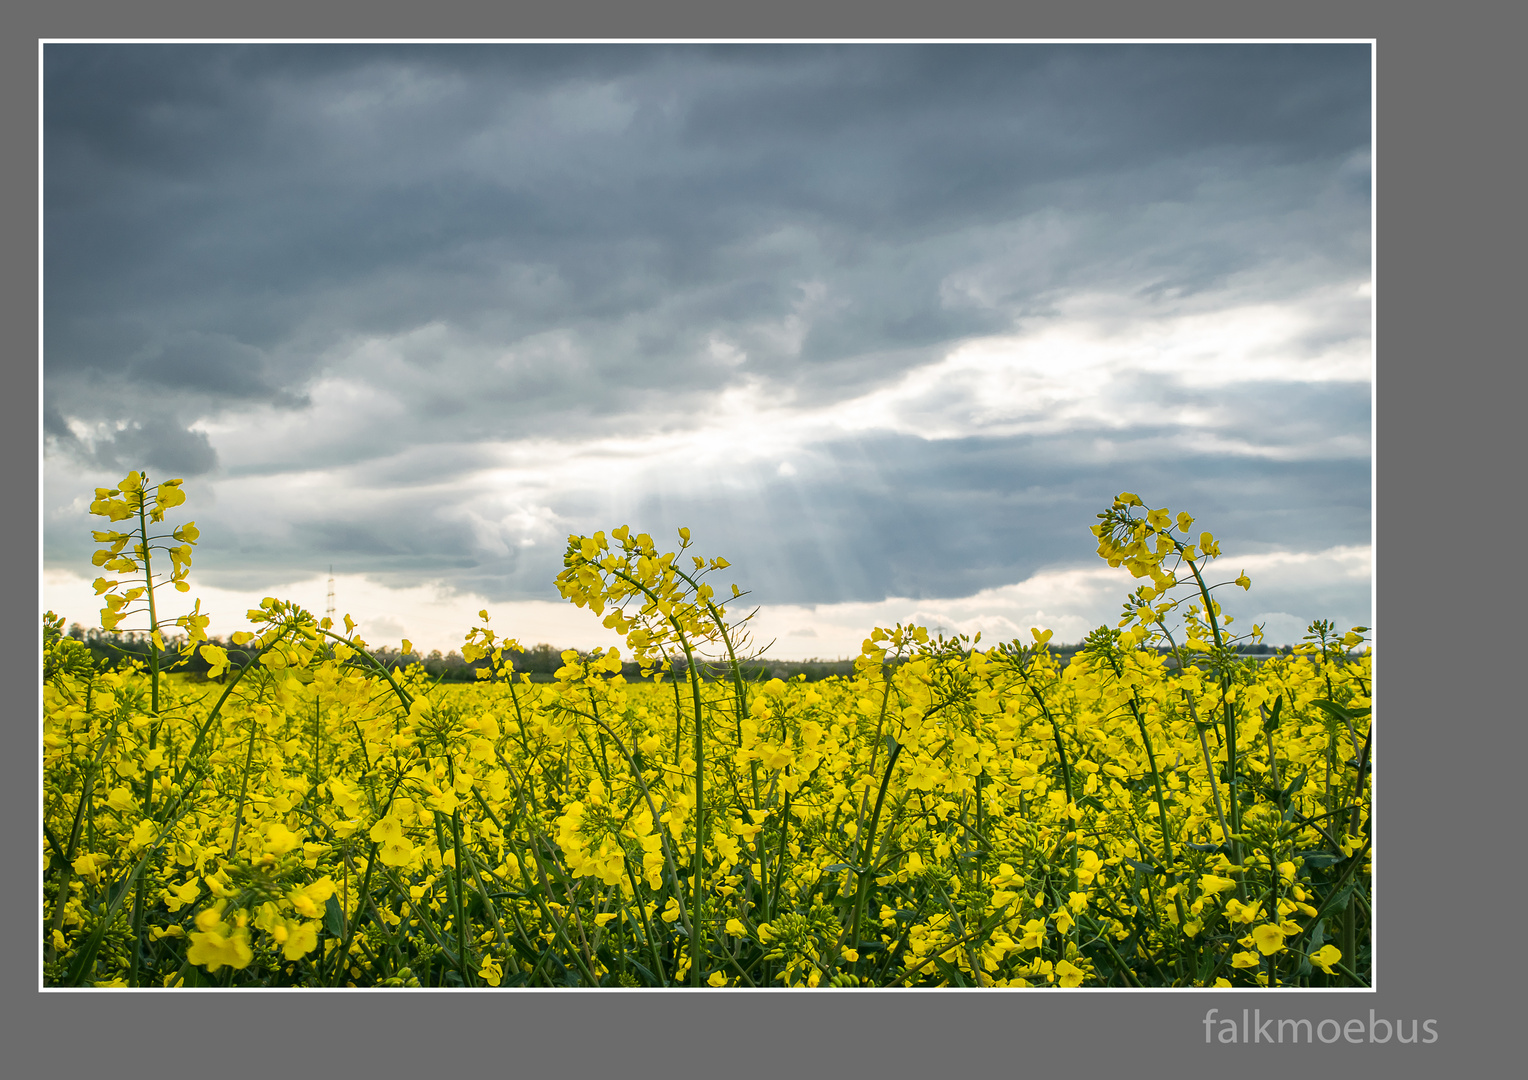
<box><xmin>325</xmin><ymin>565</ymin><xmax>335</xmax><ymax>626</ymax></box>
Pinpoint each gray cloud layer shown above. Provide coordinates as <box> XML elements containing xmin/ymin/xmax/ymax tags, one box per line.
<box><xmin>44</xmin><ymin>44</ymin><xmax>1371</xmax><ymax>633</ymax></box>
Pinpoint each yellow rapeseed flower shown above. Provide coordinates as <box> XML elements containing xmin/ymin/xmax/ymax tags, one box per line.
<box><xmin>1310</xmin><ymin>944</ymin><xmax>1342</xmax><ymax>975</ymax></box>
<box><xmin>1251</xmin><ymin>923</ymin><xmax>1286</xmax><ymax>955</ymax></box>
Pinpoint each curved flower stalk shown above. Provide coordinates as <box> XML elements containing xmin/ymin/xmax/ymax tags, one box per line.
<box><xmin>555</xmin><ymin>526</ymin><xmax>756</xmax><ymax>984</ymax></box>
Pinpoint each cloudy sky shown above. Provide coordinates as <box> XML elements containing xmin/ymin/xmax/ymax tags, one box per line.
<box><xmin>41</xmin><ymin>43</ymin><xmax>1372</xmax><ymax>659</ymax></box>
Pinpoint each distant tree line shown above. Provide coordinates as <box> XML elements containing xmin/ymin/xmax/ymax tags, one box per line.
<box><xmin>59</xmin><ymin>623</ymin><xmax>1300</xmax><ymax>685</ymax></box>
<box><xmin>61</xmin><ymin>626</ymin><xmax>576</xmax><ymax>682</ymax></box>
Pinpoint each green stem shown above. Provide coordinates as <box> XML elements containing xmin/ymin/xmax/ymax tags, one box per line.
<box><xmin>333</xmin><ymin>841</ymin><xmax>379</xmax><ymax>986</ymax></box>
<box><xmin>1180</xmin><ymin>555</ymin><xmax>1242</xmax><ymax>831</ymax></box>
<box><xmin>843</xmin><ymin>740</ymin><xmax>902</xmax><ymax>958</ymax></box>
<box><xmin>227</xmin><ymin>695</ymin><xmax>264</xmax><ymax>859</ymax></box>
<box><xmin>684</xmin><ymin>648</ymin><xmax>706</xmax><ymax>985</ymax></box>
<box><xmin>1014</xmin><ymin>658</ymin><xmax>1076</xmax><ymax>803</ymax></box>
<box><xmin>127</xmin><ymin>878</ymin><xmax>146</xmax><ymax>987</ymax></box>
<box><xmin>135</xmin><ymin>490</ymin><xmax>161</xmax><ymax>718</ymax></box>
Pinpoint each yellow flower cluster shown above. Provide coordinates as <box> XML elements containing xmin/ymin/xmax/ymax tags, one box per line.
<box><xmin>89</xmin><ymin>472</ymin><xmax>197</xmax><ymax>631</ymax></box>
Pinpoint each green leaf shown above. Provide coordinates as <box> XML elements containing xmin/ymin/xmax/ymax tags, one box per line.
<box><xmin>325</xmin><ymin>895</ymin><xmax>345</xmax><ymax>938</ymax></box>
<box><xmin>1325</xmin><ymin>877</ymin><xmax>1356</xmax><ymax>911</ymax></box>
<box><xmin>1308</xmin><ymin>918</ymin><xmax>1327</xmax><ymax>952</ymax></box>
<box><xmin>1308</xmin><ymin>699</ymin><xmax>1356</xmax><ymax>723</ymax></box>
<box><xmin>932</xmin><ymin>957</ymin><xmax>968</xmax><ymax>987</ymax></box>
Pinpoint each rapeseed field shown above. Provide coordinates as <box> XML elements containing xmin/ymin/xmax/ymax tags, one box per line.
<box><xmin>43</xmin><ymin>473</ymin><xmax>1370</xmax><ymax>987</ymax></box>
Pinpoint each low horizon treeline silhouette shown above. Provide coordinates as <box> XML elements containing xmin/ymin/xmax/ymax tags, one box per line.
<box><xmin>57</xmin><ymin>622</ymin><xmax>1295</xmax><ymax>684</ymax></box>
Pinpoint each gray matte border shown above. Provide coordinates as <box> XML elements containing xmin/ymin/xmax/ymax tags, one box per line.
<box><xmin>12</xmin><ymin>2</ymin><xmax>1515</xmax><ymax>1078</ymax></box>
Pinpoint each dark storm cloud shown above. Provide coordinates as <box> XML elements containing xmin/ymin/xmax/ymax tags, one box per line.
<box><xmin>43</xmin><ymin>43</ymin><xmax>1371</xmax><ymax>616</ymax></box>
<box><xmin>45</xmin><ymin>44</ymin><xmax>1369</xmax><ymax>415</ymax></box>
<box><xmin>93</xmin><ymin>415</ymin><xmax>220</xmax><ymax>477</ymax></box>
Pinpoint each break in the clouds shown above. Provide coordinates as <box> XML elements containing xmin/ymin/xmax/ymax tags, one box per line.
<box><xmin>42</xmin><ymin>43</ymin><xmax>1372</xmax><ymax>655</ymax></box>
